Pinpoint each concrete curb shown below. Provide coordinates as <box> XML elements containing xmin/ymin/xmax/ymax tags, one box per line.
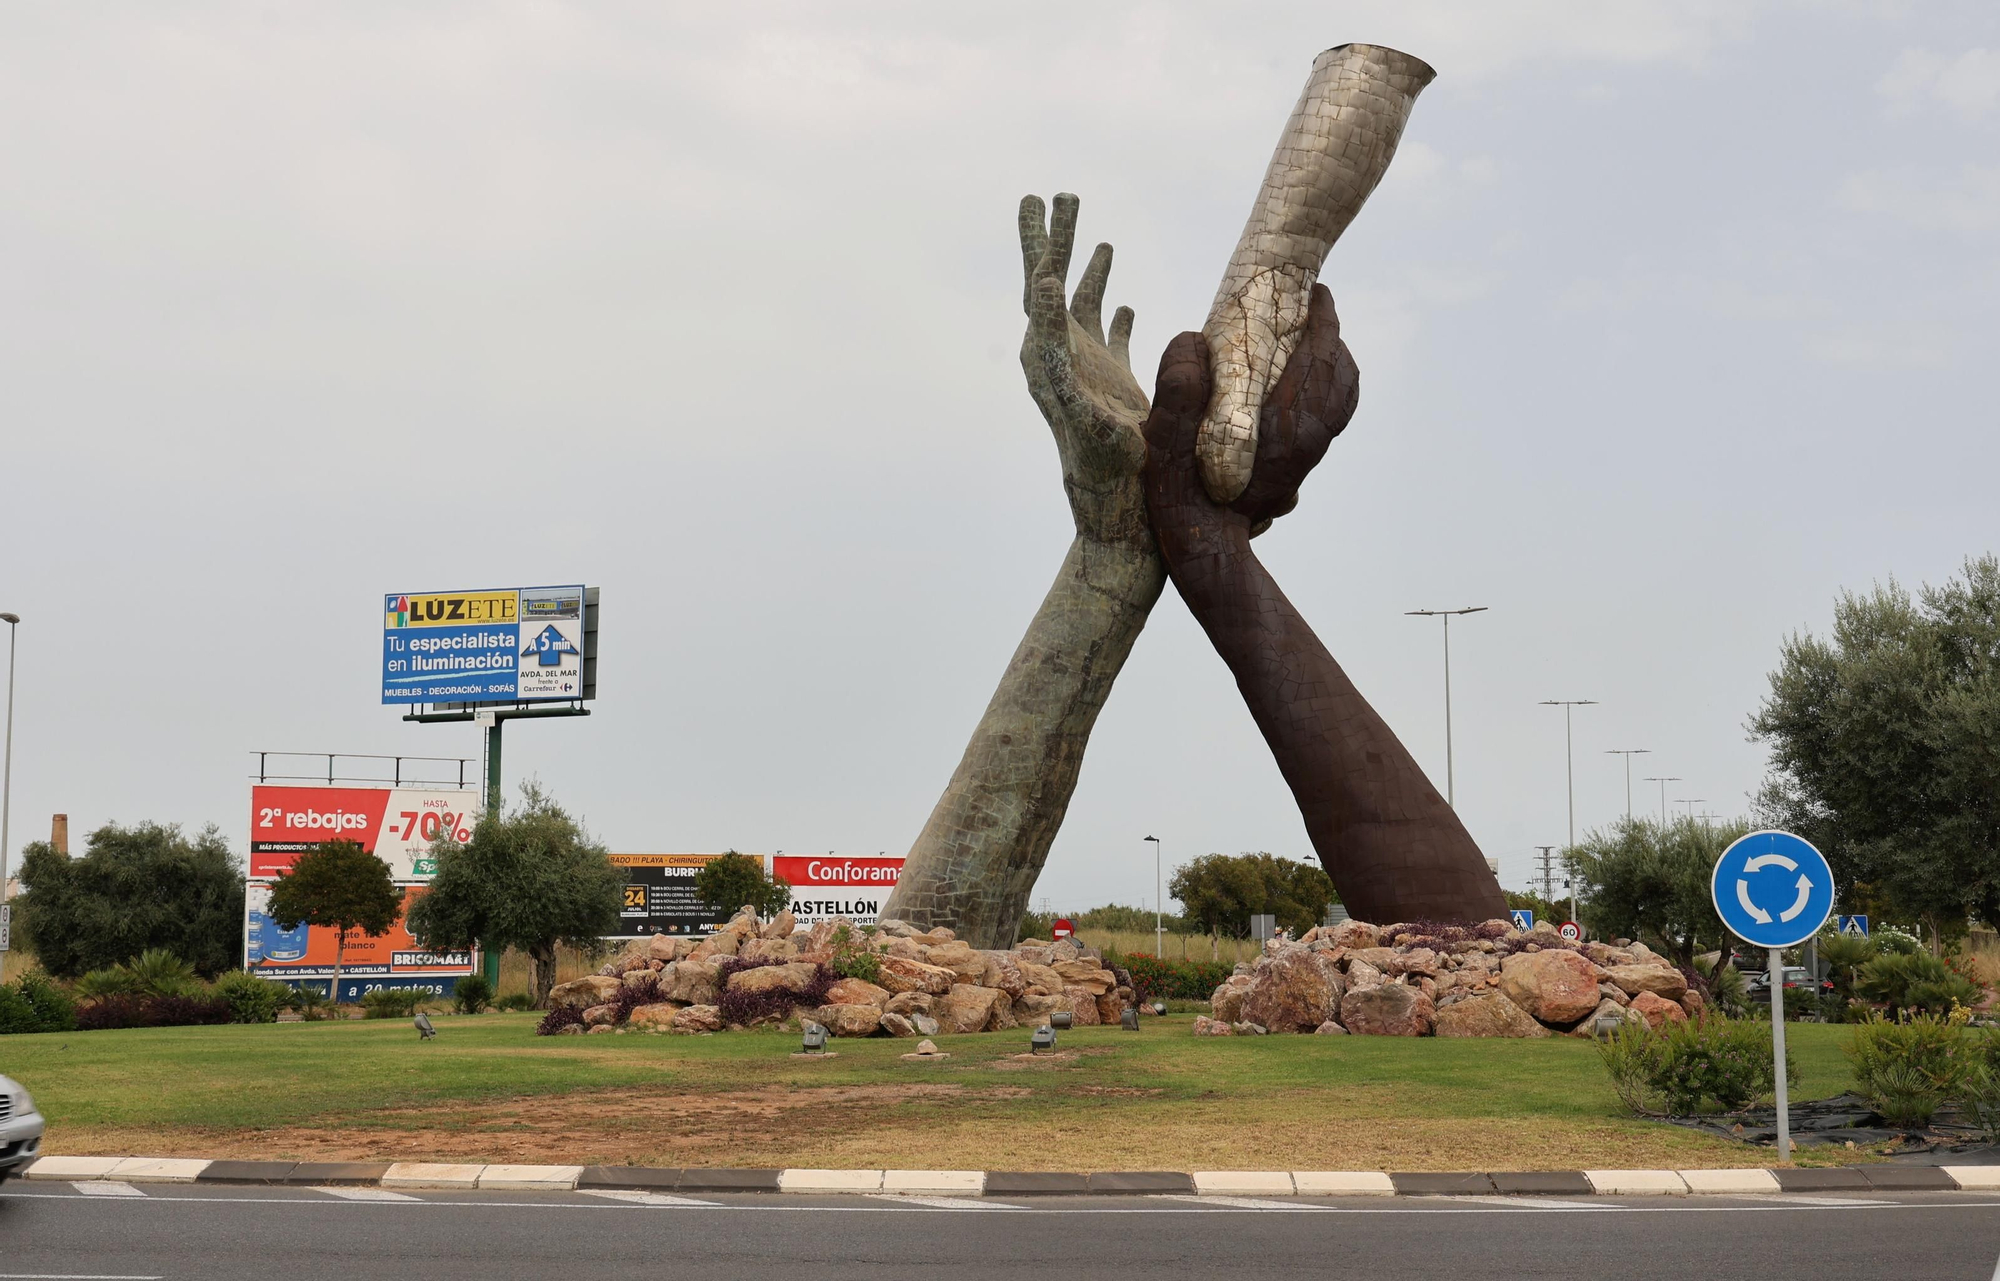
<box><xmin>16</xmin><ymin>1157</ymin><xmax>1998</xmax><ymax>1197</ymax></box>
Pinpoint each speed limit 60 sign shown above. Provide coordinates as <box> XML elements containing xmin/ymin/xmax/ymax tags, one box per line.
<box><xmin>1558</xmin><ymin>920</ymin><xmax>1582</xmax><ymax>942</ymax></box>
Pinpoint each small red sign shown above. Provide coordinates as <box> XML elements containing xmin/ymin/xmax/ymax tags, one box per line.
<box><xmin>1051</xmin><ymin>917</ymin><xmax>1075</xmax><ymax>939</ymax></box>
<box><xmin>1559</xmin><ymin>921</ymin><xmax>1582</xmax><ymax>942</ymax></box>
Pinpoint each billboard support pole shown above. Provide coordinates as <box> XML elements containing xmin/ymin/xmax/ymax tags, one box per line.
<box><xmin>480</xmin><ymin>715</ymin><xmax>504</xmax><ymax>991</ymax></box>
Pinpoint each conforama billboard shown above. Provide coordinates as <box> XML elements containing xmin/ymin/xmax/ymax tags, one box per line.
<box><xmin>774</xmin><ymin>855</ymin><xmax>903</xmax><ymax>926</ymax></box>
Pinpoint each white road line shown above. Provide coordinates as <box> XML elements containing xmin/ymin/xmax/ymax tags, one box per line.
<box><xmin>868</xmin><ymin>1195</ymin><xmax>1023</xmax><ymax>1211</ymax></box>
<box><xmin>1739</xmin><ymin>1194</ymin><xmax>1893</xmax><ymax>1207</ymax></box>
<box><xmin>0</xmin><ymin>1275</ymin><xmax>165</xmax><ymax>1279</ymax></box>
<box><xmin>1435</xmin><ymin>1196</ymin><xmax>1608</xmax><ymax>1210</ymax></box>
<box><xmin>579</xmin><ymin>1190</ymin><xmax>722</xmax><ymax>1208</ymax></box>
<box><xmin>315</xmin><ymin>1187</ymin><xmax>421</xmax><ymax>1201</ymax></box>
<box><xmin>1162</xmin><ymin>1195</ymin><xmax>1335</xmax><ymax>1211</ymax></box>
<box><xmin>70</xmin><ymin>1182</ymin><xmax>145</xmax><ymax>1198</ymax></box>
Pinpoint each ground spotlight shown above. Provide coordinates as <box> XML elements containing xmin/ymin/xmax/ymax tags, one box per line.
<box><xmin>801</xmin><ymin>1021</ymin><xmax>829</xmax><ymax>1054</ymax></box>
<box><xmin>1050</xmin><ymin>1011</ymin><xmax>1074</xmax><ymax>1030</ymax></box>
<box><xmin>1119</xmin><ymin>1006</ymin><xmax>1140</xmax><ymax>1031</ymax></box>
<box><xmin>1030</xmin><ymin>1024</ymin><xmax>1057</xmax><ymax>1054</ymax></box>
<box><xmin>1150</xmin><ymin>1001</ymin><xmax>1167</xmax><ymax>1017</ymax></box>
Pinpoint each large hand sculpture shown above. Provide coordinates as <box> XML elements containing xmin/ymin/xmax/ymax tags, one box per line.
<box><xmin>1143</xmin><ymin>290</ymin><xmax>1507</xmax><ymax>924</ymax></box>
<box><xmin>881</xmin><ymin>194</ymin><xmax>1165</xmax><ymax>948</ymax></box>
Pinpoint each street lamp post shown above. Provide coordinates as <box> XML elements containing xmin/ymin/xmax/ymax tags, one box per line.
<box><xmin>1142</xmin><ymin>836</ymin><xmax>1163</xmax><ymax>956</ymax></box>
<box><xmin>1539</xmin><ymin>699</ymin><xmax>1597</xmax><ymax>856</ymax></box>
<box><xmin>1604</xmin><ymin>749</ymin><xmax>1650</xmax><ymax>822</ymax></box>
<box><xmin>1643</xmin><ymin>776</ymin><xmax>1681</xmax><ymax>827</ymax></box>
<box><xmin>1675</xmin><ymin>799</ymin><xmax>1706</xmax><ymax>823</ymax></box>
<box><xmin>0</xmin><ymin>612</ymin><xmax>17</xmax><ymax>908</ymax></box>
<box><xmin>1406</xmin><ymin>607</ymin><xmax>1488</xmax><ymax>807</ymax></box>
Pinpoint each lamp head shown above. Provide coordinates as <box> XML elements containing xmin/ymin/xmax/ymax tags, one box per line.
<box><xmin>0</xmin><ymin>613</ymin><xmax>18</xmax><ymax>624</ymax></box>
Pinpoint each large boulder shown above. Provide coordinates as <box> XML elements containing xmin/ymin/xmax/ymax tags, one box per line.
<box><xmin>811</xmin><ymin>1003</ymin><xmax>882</xmax><ymax>1037</ymax></box>
<box><xmin>1095</xmin><ymin>991</ymin><xmax>1127</xmax><ymax>1025</ymax></box>
<box><xmin>877</xmin><ymin>956</ymin><xmax>957</xmax><ymax>996</ymax></box>
<box><xmin>824</xmin><ymin>977</ymin><xmax>891</xmax><ymax>1008</ymax></box>
<box><xmin>1018</xmin><ymin>961</ymin><xmax>1066</xmax><ymax>994</ymax></box>
<box><xmin>1053</xmin><ymin>959</ymin><xmax>1115</xmax><ymax>993</ymax></box>
<box><xmin>582</xmin><ymin>1003</ymin><xmax>619</xmax><ymax>1026</ymax></box>
<box><xmin>927</xmin><ymin>941</ymin><xmax>988</xmax><ymax>984</ymax></box>
<box><xmin>934</xmin><ymin>984</ymin><xmax>1008</xmax><ymax>1033</ymax></box>
<box><xmin>1345</xmin><ymin>959</ymin><xmax>1386</xmax><ymax>992</ymax></box>
<box><xmin>549</xmin><ymin>975</ymin><xmax>622</xmax><ymax>1008</ymax></box>
<box><xmin>878</xmin><ymin>1011</ymin><xmax>918</xmax><ymax>1037</ymax></box>
<box><xmin>739</xmin><ymin>937</ymin><xmax>799</xmax><ymax>964</ymax></box>
<box><xmin>628</xmin><ymin>1002</ymin><xmax>685</xmax><ymax>1030</ymax></box>
<box><xmin>1327</xmin><ymin>919</ymin><xmax>1382</xmax><ymax>949</ymax></box>
<box><xmin>1062</xmin><ymin>986</ymin><xmax>1102</xmax><ymax>1025</ymax></box>
<box><xmin>1240</xmin><ymin>947</ymin><xmax>1344</xmax><ymax>1032</ymax></box>
<box><xmin>981</xmin><ymin>952</ymin><xmax>1028</xmax><ymax>998</ymax></box>
<box><xmin>884</xmin><ymin>990</ymin><xmax>934</xmax><ymax>1018</ymax></box>
<box><xmin>672</xmin><ymin>1004</ymin><xmax>725</xmax><ymax>1033</ymax></box>
<box><xmin>1011</xmin><ymin>992</ymin><xmax>1065</xmax><ymax>1026</ymax></box>
<box><xmin>1604</xmin><ymin>965</ymin><xmax>1688</xmax><ymax>1001</ymax></box>
<box><xmin>761</xmin><ymin>909</ymin><xmax>797</xmax><ymax>940</ymax></box>
<box><xmin>1210</xmin><ymin>978</ymin><xmax>1251</xmax><ymax>1024</ymax></box>
<box><xmin>1432</xmin><ymin>993</ymin><xmax>1549</xmax><ymax>1038</ymax></box>
<box><xmin>1629</xmin><ymin>990</ymin><xmax>1689</xmax><ymax>1029</ymax></box>
<box><xmin>646</xmin><ymin>933</ymin><xmax>678</xmax><ymax>962</ymax></box>
<box><xmin>1499</xmin><ymin>949</ymin><xmax>1602</xmax><ymax>1026</ymax></box>
<box><xmin>1192</xmin><ymin>1015</ymin><xmax>1234</xmax><ymax>1036</ymax></box>
<box><xmin>725</xmin><ymin>961</ymin><xmax>821</xmax><ymax>996</ymax></box>
<box><xmin>660</xmin><ymin>959</ymin><xmax>722</xmax><ymax>1005</ymax></box>
<box><xmin>621</xmin><ymin>968</ymin><xmax>662</xmax><ymax>990</ymax></box>
<box><xmin>1339</xmin><ymin>983</ymin><xmax>1434</xmax><ymax>1036</ymax></box>
<box><xmin>687</xmin><ymin>930</ymin><xmax>744</xmax><ymax>962</ymax></box>
<box><xmin>1572</xmin><ymin>996</ymin><xmax>1644</xmax><ymax>1037</ymax></box>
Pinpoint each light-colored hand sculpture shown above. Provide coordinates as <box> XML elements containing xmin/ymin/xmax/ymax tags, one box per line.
<box><xmin>880</xmin><ymin>194</ymin><xmax>1165</xmax><ymax>949</ymax></box>
<box><xmin>1198</xmin><ymin>44</ymin><xmax>1435</xmax><ymax>503</ymax></box>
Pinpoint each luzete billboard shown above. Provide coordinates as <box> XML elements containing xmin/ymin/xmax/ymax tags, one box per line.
<box><xmin>380</xmin><ymin>584</ymin><xmax>591</xmax><ymax>704</ymax></box>
<box><xmin>250</xmin><ymin>785</ymin><xmax>477</xmax><ymax>880</ymax></box>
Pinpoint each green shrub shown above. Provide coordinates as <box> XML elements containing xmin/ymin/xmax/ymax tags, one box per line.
<box><xmin>360</xmin><ymin>987</ymin><xmax>427</xmax><ymax>1019</ymax></box>
<box><xmin>13</xmin><ymin>970</ymin><xmax>78</xmax><ymax>1033</ymax></box>
<box><xmin>451</xmin><ymin>974</ymin><xmax>495</xmax><ymax>1015</ymax></box>
<box><xmin>1702</xmin><ymin>960</ymin><xmax>1750</xmax><ymax>1017</ymax></box>
<box><xmin>285</xmin><ymin>983</ymin><xmax>338</xmax><ymax>1020</ymax></box>
<box><xmin>214</xmin><ymin>970</ymin><xmax>290</xmax><ymax>1024</ymax></box>
<box><xmin>124</xmin><ymin>949</ymin><xmax>200</xmax><ymax>999</ymax></box>
<box><xmin>1107</xmin><ymin>952</ymin><xmax>1234</xmax><ymax>1002</ymax></box>
<box><xmin>1856</xmin><ymin>952</ymin><xmax>1982</xmax><ymax>1017</ymax></box>
<box><xmin>495</xmin><ymin>992</ymin><xmax>536</xmax><ymax>1012</ymax></box>
<box><xmin>0</xmin><ymin>984</ymin><xmax>40</xmax><ymax>1034</ymax></box>
<box><xmin>828</xmin><ymin>925</ymin><xmax>881</xmax><ymax>985</ymax></box>
<box><xmin>74</xmin><ymin>967</ymin><xmax>138</xmax><ymax>1001</ymax></box>
<box><xmin>1818</xmin><ymin>933</ymin><xmax>1877</xmax><ymax>1001</ymax></box>
<box><xmin>1846</xmin><ymin>1013</ymin><xmax>1980</xmax><ymax>1128</ymax></box>
<box><xmin>1597</xmin><ymin>1015</ymin><xmax>1794</xmax><ymax>1115</ymax></box>
<box><xmin>1873</xmin><ymin>926</ymin><xmax>1922</xmax><ymax>956</ymax></box>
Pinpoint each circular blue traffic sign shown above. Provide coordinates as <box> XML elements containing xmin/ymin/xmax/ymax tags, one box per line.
<box><xmin>1711</xmin><ymin>830</ymin><xmax>1835</xmax><ymax>949</ymax></box>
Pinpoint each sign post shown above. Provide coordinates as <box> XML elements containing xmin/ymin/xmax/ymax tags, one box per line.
<box><xmin>1711</xmin><ymin>830</ymin><xmax>1835</xmax><ymax>1163</ymax></box>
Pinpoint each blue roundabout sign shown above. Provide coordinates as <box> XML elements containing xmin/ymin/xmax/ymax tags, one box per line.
<box><xmin>1710</xmin><ymin>829</ymin><xmax>1835</xmax><ymax>950</ymax></box>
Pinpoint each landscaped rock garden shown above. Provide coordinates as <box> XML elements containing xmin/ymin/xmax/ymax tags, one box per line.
<box><xmin>1194</xmin><ymin>917</ymin><xmax>1707</xmax><ymax>1038</ymax></box>
<box><xmin>537</xmin><ymin>910</ymin><xmax>1134</xmax><ymax>1038</ymax></box>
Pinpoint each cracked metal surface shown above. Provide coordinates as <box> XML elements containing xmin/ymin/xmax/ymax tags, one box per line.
<box><xmin>1199</xmin><ymin>43</ymin><xmax>1434</xmax><ymax>504</ymax></box>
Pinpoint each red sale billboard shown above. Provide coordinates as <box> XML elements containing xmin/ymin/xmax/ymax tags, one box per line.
<box><xmin>249</xmin><ymin>784</ymin><xmax>478</xmax><ymax>881</ymax></box>
<box><xmin>772</xmin><ymin>855</ymin><xmax>903</xmax><ymax>926</ymax></box>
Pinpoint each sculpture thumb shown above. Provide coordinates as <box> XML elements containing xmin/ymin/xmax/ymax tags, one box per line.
<box><xmin>1198</xmin><ymin>43</ymin><xmax>1433</xmax><ymax>503</ymax></box>
<box><xmin>1143</xmin><ymin>332</ymin><xmax>1211</xmax><ymax>458</ymax></box>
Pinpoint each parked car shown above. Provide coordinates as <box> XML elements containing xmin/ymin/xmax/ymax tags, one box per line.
<box><xmin>1744</xmin><ymin>966</ymin><xmax>1833</xmax><ymax>1002</ymax></box>
<box><xmin>0</xmin><ymin>1074</ymin><xmax>44</xmax><ymax>1181</ymax></box>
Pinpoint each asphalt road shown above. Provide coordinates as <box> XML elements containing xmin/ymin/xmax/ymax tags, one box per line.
<box><xmin>2</xmin><ymin>1182</ymin><xmax>1998</xmax><ymax>1281</ymax></box>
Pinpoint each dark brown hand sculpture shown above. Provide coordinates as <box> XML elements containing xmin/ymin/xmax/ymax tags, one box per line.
<box><xmin>1142</xmin><ymin>286</ymin><xmax>1507</xmax><ymax>924</ymax></box>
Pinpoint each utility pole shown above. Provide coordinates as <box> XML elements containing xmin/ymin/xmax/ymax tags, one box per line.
<box><xmin>1143</xmin><ymin>835</ymin><xmax>1163</xmax><ymax>957</ymax></box>
<box><xmin>1406</xmin><ymin>607</ymin><xmax>1488</xmax><ymax>807</ymax></box>
<box><xmin>1643</xmin><ymin>776</ymin><xmax>1681</xmax><ymax>827</ymax></box>
<box><xmin>1604</xmin><ymin>749</ymin><xmax>1650</xmax><ymax>822</ymax></box>
<box><xmin>1539</xmin><ymin>699</ymin><xmax>1597</xmax><ymax>856</ymax></box>
<box><xmin>1534</xmin><ymin>845</ymin><xmax>1558</xmax><ymax>902</ymax></box>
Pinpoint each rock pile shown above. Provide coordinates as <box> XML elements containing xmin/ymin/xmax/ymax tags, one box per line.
<box><xmin>1193</xmin><ymin>918</ymin><xmax>1702</xmax><ymax>1038</ymax></box>
<box><xmin>545</xmin><ymin>910</ymin><xmax>1134</xmax><ymax>1037</ymax></box>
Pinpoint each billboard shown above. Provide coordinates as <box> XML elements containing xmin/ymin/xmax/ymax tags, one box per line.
<box><xmin>250</xmin><ymin>784</ymin><xmax>477</xmax><ymax>880</ymax></box>
<box><xmin>381</xmin><ymin>584</ymin><xmax>589</xmax><ymax>704</ymax></box>
<box><xmin>774</xmin><ymin>855</ymin><xmax>903</xmax><ymax>926</ymax></box>
<box><xmin>606</xmin><ymin>853</ymin><xmax>739</xmax><ymax>938</ymax></box>
<box><xmin>245</xmin><ymin>882</ymin><xmax>473</xmax><ymax>999</ymax></box>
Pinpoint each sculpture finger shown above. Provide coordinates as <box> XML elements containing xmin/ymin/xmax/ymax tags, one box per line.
<box><xmin>1108</xmin><ymin>306</ymin><xmax>1135</xmax><ymax>371</ymax></box>
<box><xmin>1232</xmin><ymin>285</ymin><xmax>1355</xmax><ymax>524</ymax></box>
<box><xmin>1018</xmin><ymin>195</ymin><xmax>1049</xmax><ymax>315</ymax></box>
<box><xmin>1046</xmin><ymin>192</ymin><xmax>1080</xmax><ymax>296</ymax></box>
<box><xmin>1070</xmin><ymin>242</ymin><xmax>1112</xmax><ymax>343</ymax></box>
<box><xmin>1140</xmin><ymin>331</ymin><xmax>1212</xmax><ymax>461</ymax></box>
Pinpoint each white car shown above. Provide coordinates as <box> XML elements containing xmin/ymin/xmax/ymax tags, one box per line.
<box><xmin>0</xmin><ymin>1074</ymin><xmax>45</xmax><ymax>1181</ymax></box>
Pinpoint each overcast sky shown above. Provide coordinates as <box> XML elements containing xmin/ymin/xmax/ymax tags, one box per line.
<box><xmin>3</xmin><ymin>2</ymin><xmax>1996</xmax><ymax>914</ymax></box>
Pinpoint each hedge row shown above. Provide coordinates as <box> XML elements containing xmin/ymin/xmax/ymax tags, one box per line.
<box><xmin>1105</xmin><ymin>951</ymin><xmax>1234</xmax><ymax>1003</ymax></box>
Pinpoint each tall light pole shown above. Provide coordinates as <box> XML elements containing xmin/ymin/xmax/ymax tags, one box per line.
<box><xmin>1604</xmin><ymin>749</ymin><xmax>1650</xmax><ymax>822</ymax></box>
<box><xmin>0</xmin><ymin>612</ymin><xmax>17</xmax><ymax>908</ymax></box>
<box><xmin>1643</xmin><ymin>776</ymin><xmax>1681</xmax><ymax>827</ymax></box>
<box><xmin>1675</xmin><ymin>798</ymin><xmax>1705</xmax><ymax>823</ymax></box>
<box><xmin>1143</xmin><ymin>835</ymin><xmax>1163</xmax><ymax>956</ymax></box>
<box><xmin>1406</xmin><ymin>607</ymin><xmax>1487</xmax><ymax>807</ymax></box>
<box><xmin>1539</xmin><ymin>699</ymin><xmax>1597</xmax><ymax>855</ymax></box>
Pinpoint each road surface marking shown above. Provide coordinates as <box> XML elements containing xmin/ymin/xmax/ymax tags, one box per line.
<box><xmin>0</xmin><ymin>1274</ymin><xmax>164</xmax><ymax>1279</ymax></box>
<box><xmin>1740</xmin><ymin>1194</ymin><xmax>1892</xmax><ymax>1207</ymax></box>
<box><xmin>579</xmin><ymin>1190</ymin><xmax>721</xmax><ymax>1208</ymax></box>
<box><xmin>70</xmin><ymin>1182</ymin><xmax>144</xmax><ymax>1198</ymax></box>
<box><xmin>1434</xmin><ymin>1196</ymin><xmax>1608</xmax><ymax>1210</ymax></box>
<box><xmin>1162</xmin><ymin>1195</ymin><xmax>1335</xmax><ymax>1211</ymax></box>
<box><xmin>316</xmin><ymin>1187</ymin><xmax>421</xmax><ymax>1201</ymax></box>
<box><xmin>868</xmin><ymin>1195</ymin><xmax>1022</xmax><ymax>1211</ymax></box>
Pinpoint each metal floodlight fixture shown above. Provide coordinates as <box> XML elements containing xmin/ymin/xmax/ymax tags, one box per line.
<box><xmin>1050</xmin><ymin>1011</ymin><xmax>1074</xmax><ymax>1030</ymax></box>
<box><xmin>414</xmin><ymin>1011</ymin><xmax>436</xmax><ymax>1040</ymax></box>
<box><xmin>1120</xmin><ymin>1006</ymin><xmax>1140</xmax><ymax>1031</ymax></box>
<box><xmin>1030</xmin><ymin>1024</ymin><xmax>1057</xmax><ymax>1054</ymax></box>
<box><xmin>801</xmin><ymin>1022</ymin><xmax>829</xmax><ymax>1054</ymax></box>
<box><xmin>1151</xmin><ymin>1001</ymin><xmax>1167</xmax><ymax>1017</ymax></box>
<box><xmin>1594</xmin><ymin>1012</ymin><xmax>1624</xmax><ymax>1040</ymax></box>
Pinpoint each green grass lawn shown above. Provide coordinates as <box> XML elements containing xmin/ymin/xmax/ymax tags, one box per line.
<box><xmin>0</xmin><ymin>1015</ymin><xmax>1872</xmax><ymax>1172</ymax></box>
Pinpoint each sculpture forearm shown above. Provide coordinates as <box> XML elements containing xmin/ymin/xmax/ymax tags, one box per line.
<box><xmin>882</xmin><ymin>532</ymin><xmax>1164</xmax><ymax>948</ymax></box>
